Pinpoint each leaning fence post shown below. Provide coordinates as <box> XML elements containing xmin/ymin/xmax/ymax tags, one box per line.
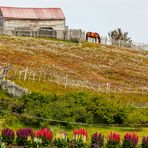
<box><xmin>19</xmin><ymin>71</ymin><xmax>22</xmax><ymax>79</ymax></box>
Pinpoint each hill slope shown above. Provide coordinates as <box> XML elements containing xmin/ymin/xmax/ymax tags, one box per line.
<box><xmin>0</xmin><ymin>36</ymin><xmax>148</xmax><ymax>93</ymax></box>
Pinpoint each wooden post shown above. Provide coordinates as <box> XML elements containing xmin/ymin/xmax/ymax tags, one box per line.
<box><xmin>38</xmin><ymin>71</ymin><xmax>42</xmax><ymax>82</ymax></box>
<box><xmin>97</xmin><ymin>83</ymin><xmax>102</xmax><ymax>92</ymax></box>
<box><xmin>24</xmin><ymin>67</ymin><xmax>28</xmax><ymax>81</ymax></box>
<box><xmin>28</xmin><ymin>72</ymin><xmax>32</xmax><ymax>80</ymax></box>
<box><xmin>106</xmin><ymin>82</ymin><xmax>110</xmax><ymax>93</ymax></box>
<box><xmin>19</xmin><ymin>71</ymin><xmax>22</xmax><ymax>79</ymax></box>
<box><xmin>43</xmin><ymin>72</ymin><xmax>46</xmax><ymax>82</ymax></box>
<box><xmin>33</xmin><ymin>73</ymin><xmax>35</xmax><ymax>82</ymax></box>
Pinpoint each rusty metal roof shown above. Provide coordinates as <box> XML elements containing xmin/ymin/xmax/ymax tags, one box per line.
<box><xmin>0</xmin><ymin>6</ymin><xmax>65</xmax><ymax>20</ymax></box>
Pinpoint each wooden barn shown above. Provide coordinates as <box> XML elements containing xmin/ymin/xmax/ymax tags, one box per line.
<box><xmin>0</xmin><ymin>6</ymin><xmax>66</xmax><ymax>37</ymax></box>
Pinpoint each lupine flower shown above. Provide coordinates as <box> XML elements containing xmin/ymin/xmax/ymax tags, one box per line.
<box><xmin>16</xmin><ymin>128</ymin><xmax>33</xmax><ymax>146</ymax></box>
<box><xmin>73</xmin><ymin>128</ymin><xmax>88</xmax><ymax>141</ymax></box>
<box><xmin>107</xmin><ymin>132</ymin><xmax>120</xmax><ymax>147</ymax></box>
<box><xmin>34</xmin><ymin>128</ymin><xmax>52</xmax><ymax>147</ymax></box>
<box><xmin>34</xmin><ymin>128</ymin><xmax>52</xmax><ymax>141</ymax></box>
<box><xmin>54</xmin><ymin>131</ymin><xmax>69</xmax><ymax>148</ymax></box>
<box><xmin>122</xmin><ymin>132</ymin><xmax>138</xmax><ymax>148</ymax></box>
<box><xmin>56</xmin><ymin>131</ymin><xmax>68</xmax><ymax>140</ymax></box>
<box><xmin>68</xmin><ymin>128</ymin><xmax>88</xmax><ymax>148</ymax></box>
<box><xmin>91</xmin><ymin>132</ymin><xmax>104</xmax><ymax>148</ymax></box>
<box><xmin>2</xmin><ymin>128</ymin><xmax>15</xmax><ymax>138</ymax></box>
<box><xmin>108</xmin><ymin>132</ymin><xmax>120</xmax><ymax>143</ymax></box>
<box><xmin>1</xmin><ymin>128</ymin><xmax>15</xmax><ymax>144</ymax></box>
<box><xmin>16</xmin><ymin>128</ymin><xmax>33</xmax><ymax>138</ymax></box>
<box><xmin>142</xmin><ymin>136</ymin><xmax>148</xmax><ymax>148</ymax></box>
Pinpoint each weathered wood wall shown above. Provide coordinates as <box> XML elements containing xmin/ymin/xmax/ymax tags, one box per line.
<box><xmin>4</xmin><ymin>19</ymin><xmax>66</xmax><ymax>31</ymax></box>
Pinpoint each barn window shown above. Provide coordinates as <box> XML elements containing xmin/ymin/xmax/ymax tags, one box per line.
<box><xmin>13</xmin><ymin>27</ymin><xmax>31</xmax><ymax>36</ymax></box>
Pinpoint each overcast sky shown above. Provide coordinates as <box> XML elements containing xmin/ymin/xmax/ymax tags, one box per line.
<box><xmin>0</xmin><ymin>0</ymin><xmax>148</xmax><ymax>43</ymax></box>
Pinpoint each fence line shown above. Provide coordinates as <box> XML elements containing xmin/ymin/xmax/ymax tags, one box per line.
<box><xmin>10</xmin><ymin>66</ymin><xmax>148</xmax><ymax>95</ymax></box>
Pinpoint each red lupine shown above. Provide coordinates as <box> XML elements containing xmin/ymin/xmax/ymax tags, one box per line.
<box><xmin>123</xmin><ymin>132</ymin><xmax>138</xmax><ymax>147</ymax></box>
<box><xmin>73</xmin><ymin>128</ymin><xmax>88</xmax><ymax>139</ymax></box>
<box><xmin>34</xmin><ymin>128</ymin><xmax>52</xmax><ymax>141</ymax></box>
<box><xmin>108</xmin><ymin>132</ymin><xmax>120</xmax><ymax>143</ymax></box>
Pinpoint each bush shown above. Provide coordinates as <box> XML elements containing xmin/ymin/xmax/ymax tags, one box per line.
<box><xmin>1</xmin><ymin>128</ymin><xmax>15</xmax><ymax>145</ymax></box>
<box><xmin>106</xmin><ymin>132</ymin><xmax>120</xmax><ymax>148</ymax></box>
<box><xmin>91</xmin><ymin>132</ymin><xmax>104</xmax><ymax>148</ymax></box>
<box><xmin>126</xmin><ymin>110</ymin><xmax>148</xmax><ymax>125</ymax></box>
<box><xmin>17</xmin><ymin>93</ymin><xmax>145</xmax><ymax>127</ymax></box>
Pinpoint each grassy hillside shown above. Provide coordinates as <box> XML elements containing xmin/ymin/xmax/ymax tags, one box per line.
<box><xmin>0</xmin><ymin>35</ymin><xmax>147</xmax><ymax>92</ymax></box>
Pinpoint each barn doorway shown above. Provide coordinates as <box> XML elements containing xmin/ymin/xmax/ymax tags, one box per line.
<box><xmin>38</xmin><ymin>27</ymin><xmax>57</xmax><ymax>38</ymax></box>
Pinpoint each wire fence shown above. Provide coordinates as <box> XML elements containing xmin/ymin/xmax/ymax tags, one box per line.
<box><xmin>5</xmin><ymin>65</ymin><xmax>147</xmax><ymax>95</ymax></box>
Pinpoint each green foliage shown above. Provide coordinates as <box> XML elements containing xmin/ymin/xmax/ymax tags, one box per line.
<box><xmin>15</xmin><ymin>136</ymin><xmax>31</xmax><ymax>148</ymax></box>
<box><xmin>126</xmin><ymin>110</ymin><xmax>148</xmax><ymax>125</ymax></box>
<box><xmin>53</xmin><ymin>138</ymin><xmax>69</xmax><ymax>148</ymax></box>
<box><xmin>10</xmin><ymin>92</ymin><xmax>147</xmax><ymax>128</ymax></box>
<box><xmin>68</xmin><ymin>139</ymin><xmax>86</xmax><ymax>148</ymax></box>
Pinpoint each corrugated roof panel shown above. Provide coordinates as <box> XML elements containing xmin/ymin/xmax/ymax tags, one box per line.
<box><xmin>0</xmin><ymin>7</ymin><xmax>65</xmax><ymax>20</ymax></box>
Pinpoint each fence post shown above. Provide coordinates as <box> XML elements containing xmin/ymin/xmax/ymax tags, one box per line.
<box><xmin>32</xmin><ymin>73</ymin><xmax>36</xmax><ymax>82</ymax></box>
<box><xmin>106</xmin><ymin>82</ymin><xmax>110</xmax><ymax>93</ymax></box>
<box><xmin>97</xmin><ymin>83</ymin><xmax>102</xmax><ymax>92</ymax></box>
<box><xmin>19</xmin><ymin>71</ymin><xmax>22</xmax><ymax>79</ymax></box>
<box><xmin>43</xmin><ymin>72</ymin><xmax>46</xmax><ymax>82</ymax></box>
<box><xmin>24</xmin><ymin>67</ymin><xmax>28</xmax><ymax>81</ymax></box>
<box><xmin>105</xmin><ymin>37</ymin><xmax>108</xmax><ymax>45</ymax></box>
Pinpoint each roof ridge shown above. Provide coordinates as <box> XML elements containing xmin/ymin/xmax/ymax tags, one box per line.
<box><xmin>0</xmin><ymin>6</ymin><xmax>65</xmax><ymax>20</ymax></box>
<box><xmin>0</xmin><ymin>6</ymin><xmax>62</xmax><ymax>9</ymax></box>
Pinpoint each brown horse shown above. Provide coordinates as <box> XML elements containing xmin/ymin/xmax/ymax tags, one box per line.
<box><xmin>86</xmin><ymin>32</ymin><xmax>101</xmax><ymax>43</ymax></box>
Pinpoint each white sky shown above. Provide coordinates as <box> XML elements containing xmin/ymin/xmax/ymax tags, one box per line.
<box><xmin>0</xmin><ymin>0</ymin><xmax>148</xmax><ymax>43</ymax></box>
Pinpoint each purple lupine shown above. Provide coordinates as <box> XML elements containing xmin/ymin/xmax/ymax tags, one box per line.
<box><xmin>91</xmin><ymin>132</ymin><xmax>104</xmax><ymax>148</ymax></box>
<box><xmin>16</xmin><ymin>128</ymin><xmax>33</xmax><ymax>138</ymax></box>
<box><xmin>142</xmin><ymin>136</ymin><xmax>148</xmax><ymax>148</ymax></box>
<box><xmin>2</xmin><ymin>128</ymin><xmax>15</xmax><ymax>137</ymax></box>
<box><xmin>1</xmin><ymin>128</ymin><xmax>15</xmax><ymax>144</ymax></box>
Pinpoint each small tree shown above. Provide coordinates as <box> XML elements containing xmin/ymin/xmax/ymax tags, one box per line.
<box><xmin>108</xmin><ymin>28</ymin><xmax>132</xmax><ymax>47</ymax></box>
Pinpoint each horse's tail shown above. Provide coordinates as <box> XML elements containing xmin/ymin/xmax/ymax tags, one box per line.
<box><xmin>97</xmin><ymin>34</ymin><xmax>101</xmax><ymax>43</ymax></box>
<box><xmin>86</xmin><ymin>32</ymin><xmax>89</xmax><ymax>41</ymax></box>
<box><xmin>98</xmin><ymin>36</ymin><xmax>101</xmax><ymax>43</ymax></box>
